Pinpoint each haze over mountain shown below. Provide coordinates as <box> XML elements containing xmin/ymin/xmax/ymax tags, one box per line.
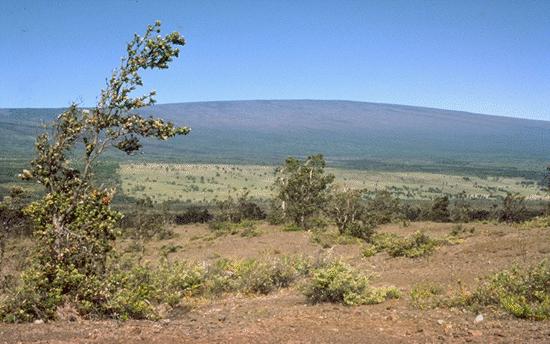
<box><xmin>1</xmin><ymin>100</ymin><xmax>549</xmax><ymax>178</ymax></box>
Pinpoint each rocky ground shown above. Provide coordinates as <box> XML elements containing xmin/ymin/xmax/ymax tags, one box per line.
<box><xmin>1</xmin><ymin>222</ymin><xmax>549</xmax><ymax>343</ymax></box>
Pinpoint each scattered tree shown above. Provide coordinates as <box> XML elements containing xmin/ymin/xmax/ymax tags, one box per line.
<box><xmin>500</xmin><ymin>193</ymin><xmax>528</xmax><ymax>223</ymax></box>
<box><xmin>7</xmin><ymin>21</ymin><xmax>189</xmax><ymax>321</ymax></box>
<box><xmin>274</xmin><ymin>155</ymin><xmax>334</xmax><ymax>229</ymax></box>
<box><xmin>428</xmin><ymin>196</ymin><xmax>450</xmax><ymax>222</ymax></box>
<box><xmin>365</xmin><ymin>190</ymin><xmax>401</xmax><ymax>225</ymax></box>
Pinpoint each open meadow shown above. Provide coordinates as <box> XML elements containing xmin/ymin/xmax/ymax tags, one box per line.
<box><xmin>119</xmin><ymin>162</ymin><xmax>546</xmax><ymax>203</ymax></box>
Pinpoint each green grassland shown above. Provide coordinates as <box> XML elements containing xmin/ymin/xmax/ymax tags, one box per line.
<box><xmin>119</xmin><ymin>163</ymin><xmax>546</xmax><ymax>203</ymax></box>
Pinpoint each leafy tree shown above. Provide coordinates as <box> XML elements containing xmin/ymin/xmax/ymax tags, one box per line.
<box><xmin>499</xmin><ymin>193</ymin><xmax>528</xmax><ymax>223</ymax></box>
<box><xmin>6</xmin><ymin>22</ymin><xmax>189</xmax><ymax>321</ymax></box>
<box><xmin>274</xmin><ymin>155</ymin><xmax>334</xmax><ymax>229</ymax></box>
<box><xmin>215</xmin><ymin>191</ymin><xmax>265</xmax><ymax>223</ymax></box>
<box><xmin>325</xmin><ymin>187</ymin><xmax>374</xmax><ymax>240</ymax></box>
<box><xmin>451</xmin><ymin>191</ymin><xmax>471</xmax><ymax>223</ymax></box>
<box><xmin>365</xmin><ymin>190</ymin><xmax>401</xmax><ymax>225</ymax></box>
<box><xmin>327</xmin><ymin>188</ymin><xmax>365</xmax><ymax>234</ymax></box>
<box><xmin>428</xmin><ymin>195</ymin><xmax>450</xmax><ymax>222</ymax></box>
<box><xmin>0</xmin><ymin>187</ymin><xmax>31</xmax><ymax>272</ymax></box>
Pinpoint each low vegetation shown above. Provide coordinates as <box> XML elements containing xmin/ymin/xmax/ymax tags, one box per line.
<box><xmin>0</xmin><ymin>255</ymin><xmax>312</xmax><ymax>322</ymax></box>
<box><xmin>466</xmin><ymin>260</ymin><xmax>550</xmax><ymax>320</ymax></box>
<box><xmin>362</xmin><ymin>231</ymin><xmax>440</xmax><ymax>258</ymax></box>
<box><xmin>303</xmin><ymin>261</ymin><xmax>400</xmax><ymax>306</ymax></box>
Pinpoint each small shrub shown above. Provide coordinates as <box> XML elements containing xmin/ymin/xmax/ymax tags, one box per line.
<box><xmin>369</xmin><ymin>232</ymin><xmax>439</xmax><ymax>258</ymax></box>
<box><xmin>0</xmin><ymin>259</ymin><xmax>205</xmax><ymax>322</ymax></box>
<box><xmin>282</xmin><ymin>223</ymin><xmax>303</xmax><ymax>232</ymax></box>
<box><xmin>521</xmin><ymin>216</ymin><xmax>550</xmax><ymax>229</ymax></box>
<box><xmin>203</xmin><ymin>256</ymin><xmax>310</xmax><ymax>296</ymax></box>
<box><xmin>345</xmin><ymin>222</ymin><xmax>375</xmax><ymax>241</ymax></box>
<box><xmin>371</xmin><ymin>232</ymin><xmax>400</xmax><ymax>251</ymax></box>
<box><xmin>311</xmin><ymin>230</ymin><xmax>361</xmax><ymax>248</ymax></box>
<box><xmin>105</xmin><ymin>260</ymin><xmax>204</xmax><ymax>320</ymax></box>
<box><xmin>240</xmin><ymin>225</ymin><xmax>260</xmax><ymax>238</ymax></box>
<box><xmin>160</xmin><ymin>244</ymin><xmax>182</xmax><ymax>258</ymax></box>
<box><xmin>410</xmin><ymin>282</ymin><xmax>444</xmax><ymax>309</ymax></box>
<box><xmin>361</xmin><ymin>244</ymin><xmax>378</xmax><ymax>258</ymax></box>
<box><xmin>208</xmin><ymin>220</ymin><xmax>257</xmax><ymax>237</ymax></box>
<box><xmin>303</xmin><ymin>261</ymin><xmax>400</xmax><ymax>306</ymax></box>
<box><xmin>214</xmin><ymin>192</ymin><xmax>265</xmax><ymax>223</ymax></box>
<box><xmin>120</xmin><ymin>212</ymin><xmax>174</xmax><ymax>240</ymax></box>
<box><xmin>466</xmin><ymin>260</ymin><xmax>550</xmax><ymax>320</ymax></box>
<box><xmin>386</xmin><ymin>231</ymin><xmax>438</xmax><ymax>258</ymax></box>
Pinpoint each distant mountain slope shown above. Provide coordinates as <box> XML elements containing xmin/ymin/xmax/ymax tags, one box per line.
<box><xmin>1</xmin><ymin>100</ymin><xmax>549</xmax><ymax>178</ymax></box>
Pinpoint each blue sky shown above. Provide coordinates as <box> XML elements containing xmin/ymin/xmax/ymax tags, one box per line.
<box><xmin>1</xmin><ymin>0</ymin><xmax>549</xmax><ymax>120</ymax></box>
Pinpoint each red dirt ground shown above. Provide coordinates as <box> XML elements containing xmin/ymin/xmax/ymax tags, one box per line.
<box><xmin>1</xmin><ymin>222</ymin><xmax>549</xmax><ymax>343</ymax></box>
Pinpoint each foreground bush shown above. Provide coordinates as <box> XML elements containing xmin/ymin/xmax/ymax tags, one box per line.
<box><xmin>467</xmin><ymin>260</ymin><xmax>550</xmax><ymax>320</ymax></box>
<box><xmin>303</xmin><ymin>261</ymin><xmax>400</xmax><ymax>306</ymax></box>
<box><xmin>0</xmin><ymin>255</ymin><xmax>311</xmax><ymax>322</ymax></box>
<box><xmin>205</xmin><ymin>256</ymin><xmax>311</xmax><ymax>295</ymax></box>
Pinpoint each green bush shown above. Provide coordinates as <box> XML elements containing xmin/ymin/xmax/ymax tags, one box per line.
<box><xmin>303</xmin><ymin>261</ymin><xmax>400</xmax><ymax>306</ymax></box>
<box><xmin>174</xmin><ymin>207</ymin><xmax>212</xmax><ymax>225</ymax></box>
<box><xmin>1</xmin><ymin>255</ymin><xmax>312</xmax><ymax>322</ymax></box>
<box><xmin>106</xmin><ymin>260</ymin><xmax>204</xmax><ymax>320</ymax></box>
<box><xmin>366</xmin><ymin>231</ymin><xmax>439</xmax><ymax>258</ymax></box>
<box><xmin>428</xmin><ymin>196</ymin><xmax>450</xmax><ymax>222</ymax></box>
<box><xmin>214</xmin><ymin>192</ymin><xmax>265</xmax><ymax>223</ymax></box>
<box><xmin>204</xmin><ymin>256</ymin><xmax>309</xmax><ymax>295</ymax></box>
<box><xmin>208</xmin><ymin>220</ymin><xmax>257</xmax><ymax>237</ymax></box>
<box><xmin>120</xmin><ymin>212</ymin><xmax>174</xmax><ymax>240</ymax></box>
<box><xmin>365</xmin><ymin>190</ymin><xmax>402</xmax><ymax>225</ymax></box>
<box><xmin>361</xmin><ymin>244</ymin><xmax>378</xmax><ymax>258</ymax></box>
<box><xmin>311</xmin><ymin>230</ymin><xmax>361</xmax><ymax>248</ymax></box>
<box><xmin>386</xmin><ymin>231</ymin><xmax>438</xmax><ymax>258</ymax></box>
<box><xmin>467</xmin><ymin>260</ymin><xmax>550</xmax><ymax>320</ymax></box>
<box><xmin>410</xmin><ymin>282</ymin><xmax>444</xmax><ymax>309</ymax></box>
<box><xmin>345</xmin><ymin>222</ymin><xmax>375</xmax><ymax>241</ymax></box>
<box><xmin>499</xmin><ymin>193</ymin><xmax>528</xmax><ymax>223</ymax></box>
<box><xmin>0</xmin><ymin>259</ymin><xmax>205</xmax><ymax>322</ymax></box>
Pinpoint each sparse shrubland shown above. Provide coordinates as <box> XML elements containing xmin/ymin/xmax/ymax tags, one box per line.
<box><xmin>0</xmin><ymin>255</ymin><xmax>313</xmax><ymax>322</ymax></box>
